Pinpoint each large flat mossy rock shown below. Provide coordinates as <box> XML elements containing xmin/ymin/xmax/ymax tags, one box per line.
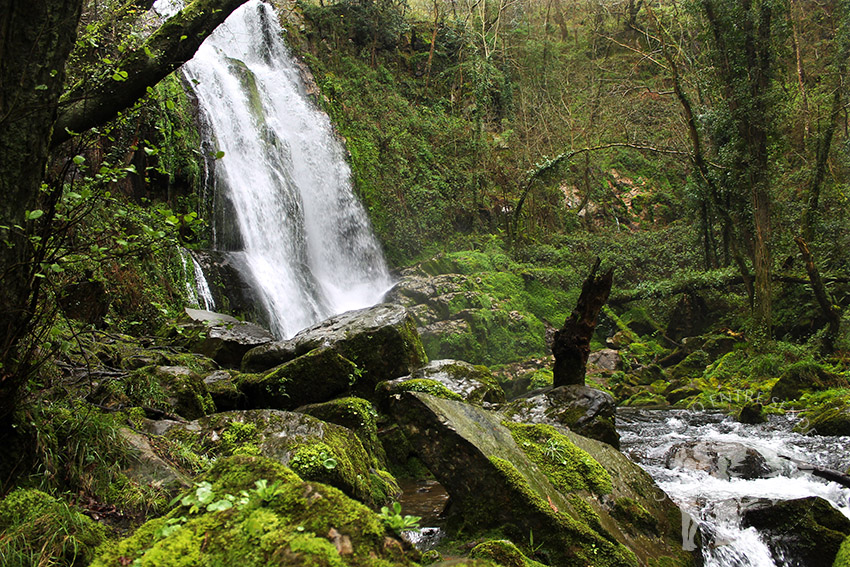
<box><xmin>835</xmin><ymin>535</ymin><xmax>850</xmax><ymax>567</ymax></box>
<box><xmin>235</xmin><ymin>346</ymin><xmax>358</xmax><ymax>409</ymax></box>
<box><xmin>159</xmin><ymin>409</ymin><xmax>398</xmax><ymax>507</ymax></box>
<box><xmin>743</xmin><ymin>496</ymin><xmax>850</xmax><ymax>567</ymax></box>
<box><xmin>178</xmin><ymin>308</ymin><xmax>275</xmax><ymax>367</ymax></box>
<box><xmin>242</xmin><ymin>304</ymin><xmax>428</xmax><ymax>392</ymax></box>
<box><xmin>770</xmin><ymin>361</ymin><xmax>847</xmax><ymax>401</ymax></box>
<box><xmin>389</xmin><ymin>392</ymin><xmax>696</xmax><ymax>567</ymax></box>
<box><xmin>798</xmin><ymin>397</ymin><xmax>850</xmax><ymax>436</ymax></box>
<box><xmin>90</xmin><ymin>456</ymin><xmax>417</xmax><ymax>567</ymax></box>
<box><xmin>503</xmin><ymin>384</ymin><xmax>619</xmax><ymax>448</ymax></box>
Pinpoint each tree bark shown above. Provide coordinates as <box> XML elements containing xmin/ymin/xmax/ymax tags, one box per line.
<box><xmin>0</xmin><ymin>0</ymin><xmax>85</xmax><ymax>428</ymax></box>
<box><xmin>552</xmin><ymin>259</ymin><xmax>613</xmax><ymax>387</ymax></box>
<box><xmin>52</xmin><ymin>0</ymin><xmax>249</xmax><ymax>148</ymax></box>
<box><xmin>794</xmin><ymin>236</ymin><xmax>841</xmax><ymax>353</ymax></box>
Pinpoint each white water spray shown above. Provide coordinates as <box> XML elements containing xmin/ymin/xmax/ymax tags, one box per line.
<box><xmin>162</xmin><ymin>0</ymin><xmax>392</xmax><ymax>337</ymax></box>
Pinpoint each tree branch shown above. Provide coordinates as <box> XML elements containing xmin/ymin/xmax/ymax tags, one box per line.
<box><xmin>52</xmin><ymin>0</ymin><xmax>249</xmax><ymax>148</ymax></box>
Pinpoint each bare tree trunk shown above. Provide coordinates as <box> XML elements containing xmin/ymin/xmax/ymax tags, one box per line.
<box><xmin>552</xmin><ymin>258</ymin><xmax>613</xmax><ymax>387</ymax></box>
<box><xmin>794</xmin><ymin>236</ymin><xmax>841</xmax><ymax>353</ymax></box>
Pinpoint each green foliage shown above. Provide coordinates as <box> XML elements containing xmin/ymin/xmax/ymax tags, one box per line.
<box><xmin>0</xmin><ymin>488</ymin><xmax>107</xmax><ymax>567</ymax></box>
<box><xmin>377</xmin><ymin>501</ymin><xmax>421</xmax><ymax>535</ymax></box>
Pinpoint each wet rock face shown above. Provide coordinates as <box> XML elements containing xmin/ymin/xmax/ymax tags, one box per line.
<box><xmin>664</xmin><ymin>441</ymin><xmax>777</xmax><ymax>480</ymax></box>
<box><xmin>388</xmin><ymin>391</ymin><xmax>697</xmax><ymax>566</ymax></box>
<box><xmin>242</xmin><ymin>304</ymin><xmax>428</xmax><ymax>392</ymax></box>
<box><xmin>179</xmin><ymin>308</ymin><xmax>275</xmax><ymax>367</ymax></box>
<box><xmin>742</xmin><ymin>496</ymin><xmax>850</xmax><ymax>567</ymax></box>
<box><xmin>503</xmin><ymin>384</ymin><xmax>620</xmax><ymax>448</ymax></box>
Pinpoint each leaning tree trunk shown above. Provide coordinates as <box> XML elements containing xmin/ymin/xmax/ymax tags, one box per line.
<box><xmin>552</xmin><ymin>259</ymin><xmax>614</xmax><ymax>387</ymax></box>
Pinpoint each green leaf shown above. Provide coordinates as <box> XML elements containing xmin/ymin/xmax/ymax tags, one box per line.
<box><xmin>72</xmin><ymin>155</ymin><xmax>85</xmax><ymax>165</ymax></box>
<box><xmin>111</xmin><ymin>70</ymin><xmax>129</xmax><ymax>82</ymax></box>
<box><xmin>26</xmin><ymin>210</ymin><xmax>44</xmax><ymax>220</ymax></box>
<box><xmin>34</xmin><ymin>84</ymin><xmax>48</xmax><ymax>91</ymax></box>
<box><xmin>214</xmin><ymin>150</ymin><xmax>225</xmax><ymax>160</ymax></box>
<box><xmin>166</xmin><ymin>99</ymin><xmax>176</xmax><ymax>110</ymax></box>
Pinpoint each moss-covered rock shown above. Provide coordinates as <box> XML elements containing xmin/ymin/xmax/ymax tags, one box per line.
<box><xmin>90</xmin><ymin>456</ymin><xmax>418</xmax><ymax>567</ymax></box>
<box><xmin>176</xmin><ymin>308</ymin><xmax>275</xmax><ymax>368</ymax></box>
<box><xmin>0</xmin><ymin>488</ymin><xmax>108</xmax><ymax>567</ymax></box>
<box><xmin>104</xmin><ymin>364</ymin><xmax>216</xmax><ymax>420</ymax></box>
<box><xmin>743</xmin><ymin>497</ymin><xmax>850</xmax><ymax>567</ymax></box>
<box><xmin>834</xmin><ymin>535</ymin><xmax>850</xmax><ymax>567</ymax></box>
<box><xmin>503</xmin><ymin>384</ymin><xmax>619</xmax><ymax>448</ymax></box>
<box><xmin>297</xmin><ymin>397</ymin><xmax>387</xmax><ymax>467</ymax></box>
<box><xmin>242</xmin><ymin>304</ymin><xmax>428</xmax><ymax>392</ymax></box>
<box><xmin>388</xmin><ymin>359</ymin><xmax>506</xmax><ymax>406</ymax></box>
<box><xmin>160</xmin><ymin>409</ymin><xmax>398</xmax><ymax>507</ymax></box>
<box><xmin>203</xmin><ymin>369</ymin><xmax>244</xmax><ymax>411</ymax></box>
<box><xmin>469</xmin><ymin>540</ymin><xmax>547</xmax><ymax>567</ymax></box>
<box><xmin>388</xmin><ymin>392</ymin><xmax>697</xmax><ymax>566</ymax></box>
<box><xmin>770</xmin><ymin>360</ymin><xmax>847</xmax><ymax>402</ymax></box>
<box><xmin>236</xmin><ymin>346</ymin><xmax>358</xmax><ymax>409</ymax></box>
<box><xmin>798</xmin><ymin>397</ymin><xmax>850</xmax><ymax>436</ymax></box>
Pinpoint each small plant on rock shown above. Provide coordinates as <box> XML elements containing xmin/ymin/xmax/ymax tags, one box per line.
<box><xmin>377</xmin><ymin>501</ymin><xmax>421</xmax><ymax>535</ymax></box>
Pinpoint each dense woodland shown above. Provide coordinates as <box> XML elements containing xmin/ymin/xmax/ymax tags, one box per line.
<box><xmin>1</xmin><ymin>0</ymin><xmax>850</xmax><ymax>565</ymax></box>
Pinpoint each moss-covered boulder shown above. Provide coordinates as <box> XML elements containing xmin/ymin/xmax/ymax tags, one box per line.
<box><xmin>835</xmin><ymin>535</ymin><xmax>850</xmax><ymax>567</ymax></box>
<box><xmin>236</xmin><ymin>346</ymin><xmax>358</xmax><ymax>409</ymax></box>
<box><xmin>297</xmin><ymin>397</ymin><xmax>387</xmax><ymax>467</ymax></box>
<box><xmin>0</xmin><ymin>488</ymin><xmax>108</xmax><ymax>567</ymax></box>
<box><xmin>503</xmin><ymin>384</ymin><xmax>620</xmax><ymax>448</ymax></box>
<box><xmin>160</xmin><ymin>409</ymin><xmax>398</xmax><ymax>507</ymax></box>
<box><xmin>378</xmin><ymin>359</ymin><xmax>505</xmax><ymax>407</ymax></box>
<box><xmin>798</xmin><ymin>398</ymin><xmax>850</xmax><ymax>436</ymax></box>
<box><xmin>177</xmin><ymin>308</ymin><xmax>275</xmax><ymax>367</ymax></box>
<box><xmin>469</xmin><ymin>540</ymin><xmax>547</xmax><ymax>567</ymax></box>
<box><xmin>743</xmin><ymin>497</ymin><xmax>850</xmax><ymax>567</ymax></box>
<box><xmin>770</xmin><ymin>361</ymin><xmax>847</xmax><ymax>402</ymax></box>
<box><xmin>90</xmin><ymin>456</ymin><xmax>418</xmax><ymax>567</ymax></box>
<box><xmin>242</xmin><ymin>304</ymin><xmax>428</xmax><ymax>391</ymax></box>
<box><xmin>98</xmin><ymin>364</ymin><xmax>216</xmax><ymax>420</ymax></box>
<box><xmin>203</xmin><ymin>369</ymin><xmax>244</xmax><ymax>411</ymax></box>
<box><xmin>389</xmin><ymin>392</ymin><xmax>696</xmax><ymax>566</ymax></box>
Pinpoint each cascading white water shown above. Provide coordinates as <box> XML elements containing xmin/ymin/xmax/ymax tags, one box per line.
<box><xmin>618</xmin><ymin>409</ymin><xmax>850</xmax><ymax>566</ymax></box>
<box><xmin>160</xmin><ymin>0</ymin><xmax>392</xmax><ymax>338</ymax></box>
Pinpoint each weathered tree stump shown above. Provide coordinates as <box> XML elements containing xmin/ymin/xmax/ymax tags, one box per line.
<box><xmin>552</xmin><ymin>258</ymin><xmax>613</xmax><ymax>387</ymax></box>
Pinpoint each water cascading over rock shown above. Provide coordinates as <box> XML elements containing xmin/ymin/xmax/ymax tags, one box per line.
<box><xmin>179</xmin><ymin>0</ymin><xmax>392</xmax><ymax>338</ymax></box>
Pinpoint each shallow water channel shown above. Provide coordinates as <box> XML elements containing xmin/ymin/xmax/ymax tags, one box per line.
<box><xmin>618</xmin><ymin>408</ymin><xmax>850</xmax><ymax>566</ymax></box>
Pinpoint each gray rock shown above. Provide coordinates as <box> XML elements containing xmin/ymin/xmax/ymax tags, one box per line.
<box><xmin>388</xmin><ymin>392</ymin><xmax>696</xmax><ymax>566</ymax></box>
<box><xmin>118</xmin><ymin>428</ymin><xmax>190</xmax><ymax>494</ymax></box>
<box><xmin>588</xmin><ymin>348</ymin><xmax>621</xmax><ymax>371</ymax></box>
<box><xmin>742</xmin><ymin>496</ymin><xmax>850</xmax><ymax>567</ymax></box>
<box><xmin>179</xmin><ymin>308</ymin><xmax>275</xmax><ymax>367</ymax></box>
<box><xmin>665</xmin><ymin>441</ymin><xmax>777</xmax><ymax>480</ymax></box>
<box><xmin>241</xmin><ymin>304</ymin><xmax>428</xmax><ymax>390</ymax></box>
<box><xmin>503</xmin><ymin>384</ymin><xmax>620</xmax><ymax>448</ymax></box>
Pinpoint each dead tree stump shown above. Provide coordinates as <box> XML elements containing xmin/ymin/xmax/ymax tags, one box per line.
<box><xmin>552</xmin><ymin>258</ymin><xmax>613</xmax><ymax>387</ymax></box>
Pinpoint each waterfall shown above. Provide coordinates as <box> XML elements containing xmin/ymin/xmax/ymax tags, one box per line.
<box><xmin>161</xmin><ymin>0</ymin><xmax>392</xmax><ymax>338</ymax></box>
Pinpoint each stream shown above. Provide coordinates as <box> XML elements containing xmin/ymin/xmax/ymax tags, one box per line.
<box><xmin>618</xmin><ymin>408</ymin><xmax>850</xmax><ymax>566</ymax></box>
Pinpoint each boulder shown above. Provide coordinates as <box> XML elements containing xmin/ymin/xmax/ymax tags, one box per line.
<box><xmin>203</xmin><ymin>370</ymin><xmax>243</xmax><ymax>411</ymax></box>
<box><xmin>90</xmin><ymin>456</ymin><xmax>418</xmax><ymax>567</ymax></box>
<box><xmin>503</xmin><ymin>385</ymin><xmax>620</xmax><ymax>448</ymax></box>
<box><xmin>118</xmin><ymin>427</ymin><xmax>191</xmax><ymax>494</ymax></box>
<box><xmin>799</xmin><ymin>399</ymin><xmax>850</xmax><ymax>436</ymax></box>
<box><xmin>742</xmin><ymin>496</ymin><xmax>850</xmax><ymax>567</ymax></box>
<box><xmin>665</xmin><ymin>441</ymin><xmax>777</xmax><ymax>480</ymax></box>
<box><xmin>835</xmin><ymin>535</ymin><xmax>850</xmax><ymax>567</ymax></box>
<box><xmin>242</xmin><ymin>304</ymin><xmax>428</xmax><ymax>392</ymax></box>
<box><xmin>179</xmin><ymin>308</ymin><xmax>275</xmax><ymax>367</ymax></box>
<box><xmin>159</xmin><ymin>409</ymin><xmax>398</xmax><ymax>507</ymax></box>
<box><xmin>770</xmin><ymin>361</ymin><xmax>846</xmax><ymax>402</ymax></box>
<box><xmin>588</xmin><ymin>348</ymin><xmax>621</xmax><ymax>371</ymax></box>
<box><xmin>296</xmin><ymin>397</ymin><xmax>387</xmax><ymax>468</ymax></box>
<box><xmin>738</xmin><ymin>403</ymin><xmax>767</xmax><ymax>425</ymax></box>
<box><xmin>380</xmin><ymin>360</ymin><xmax>505</xmax><ymax>407</ymax></box>
<box><xmin>389</xmin><ymin>392</ymin><xmax>697</xmax><ymax>566</ymax></box>
<box><xmin>236</xmin><ymin>346</ymin><xmax>357</xmax><ymax>410</ymax></box>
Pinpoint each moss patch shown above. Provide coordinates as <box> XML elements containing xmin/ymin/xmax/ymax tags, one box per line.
<box><xmin>470</xmin><ymin>539</ymin><xmax>547</xmax><ymax>567</ymax></box>
<box><xmin>503</xmin><ymin>422</ymin><xmax>612</xmax><ymax>495</ymax></box>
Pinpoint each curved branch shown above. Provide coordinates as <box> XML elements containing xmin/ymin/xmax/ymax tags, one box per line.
<box><xmin>52</xmin><ymin>0</ymin><xmax>249</xmax><ymax>148</ymax></box>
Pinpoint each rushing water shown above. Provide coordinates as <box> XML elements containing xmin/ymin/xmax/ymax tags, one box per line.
<box><xmin>618</xmin><ymin>409</ymin><xmax>850</xmax><ymax>566</ymax></box>
<box><xmin>160</xmin><ymin>0</ymin><xmax>392</xmax><ymax>338</ymax></box>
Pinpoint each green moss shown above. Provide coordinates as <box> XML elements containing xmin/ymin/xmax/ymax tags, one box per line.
<box><xmin>386</xmin><ymin>378</ymin><xmax>464</xmax><ymax>402</ymax></box>
<box><xmin>611</xmin><ymin>497</ymin><xmax>660</xmax><ymax>536</ymax></box>
<box><xmin>0</xmin><ymin>488</ymin><xmax>108</xmax><ymax>567</ymax></box>
<box><xmin>835</xmin><ymin>535</ymin><xmax>850</xmax><ymax>567</ymax></box>
<box><xmin>298</xmin><ymin>397</ymin><xmax>386</xmax><ymax>467</ymax></box>
<box><xmin>504</xmin><ymin>422</ymin><xmax>612</xmax><ymax>495</ymax></box>
<box><xmin>470</xmin><ymin>540</ymin><xmax>547</xmax><ymax>567</ymax></box>
<box><xmin>91</xmin><ymin>456</ymin><xmax>416</xmax><ymax>567</ymax></box>
<box><xmin>621</xmin><ymin>392</ymin><xmax>668</xmax><ymax>407</ymax></box>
